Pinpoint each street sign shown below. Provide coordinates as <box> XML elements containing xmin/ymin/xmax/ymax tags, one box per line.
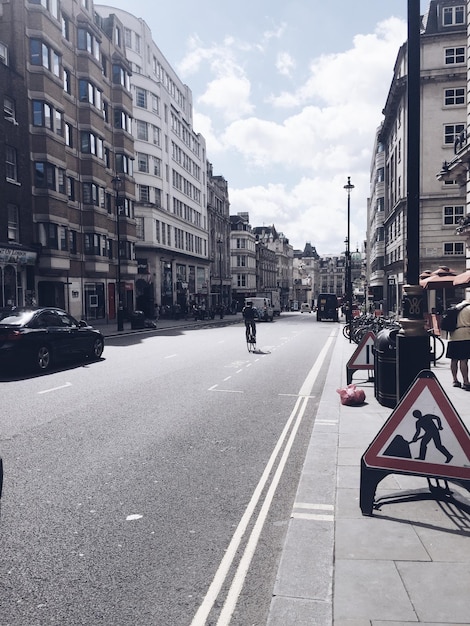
<box><xmin>346</xmin><ymin>330</ymin><xmax>375</xmax><ymax>384</ymax></box>
<box><xmin>363</xmin><ymin>370</ymin><xmax>470</xmax><ymax>481</ymax></box>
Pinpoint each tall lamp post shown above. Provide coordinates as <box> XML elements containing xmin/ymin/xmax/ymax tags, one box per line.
<box><xmin>344</xmin><ymin>176</ymin><xmax>354</xmax><ymax>341</ymax></box>
<box><xmin>112</xmin><ymin>176</ymin><xmax>124</xmax><ymax>331</ymax></box>
<box><xmin>395</xmin><ymin>0</ymin><xmax>430</xmax><ymax>401</ymax></box>
<box><xmin>217</xmin><ymin>239</ymin><xmax>223</xmax><ymax>306</ymax></box>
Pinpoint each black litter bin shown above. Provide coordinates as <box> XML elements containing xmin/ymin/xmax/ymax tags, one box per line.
<box><xmin>130</xmin><ymin>310</ymin><xmax>145</xmax><ymax>329</ymax></box>
<box><xmin>374</xmin><ymin>328</ymin><xmax>399</xmax><ymax>408</ymax></box>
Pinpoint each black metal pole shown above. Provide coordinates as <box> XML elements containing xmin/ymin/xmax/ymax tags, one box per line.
<box><xmin>395</xmin><ymin>0</ymin><xmax>430</xmax><ymax>405</ymax></box>
<box><xmin>218</xmin><ymin>239</ymin><xmax>223</xmax><ymax>306</ymax></box>
<box><xmin>406</xmin><ymin>0</ymin><xmax>420</xmax><ymax>285</ymax></box>
<box><xmin>113</xmin><ymin>176</ymin><xmax>124</xmax><ymax>332</ymax></box>
<box><xmin>344</xmin><ymin>177</ymin><xmax>354</xmax><ymax>342</ymax></box>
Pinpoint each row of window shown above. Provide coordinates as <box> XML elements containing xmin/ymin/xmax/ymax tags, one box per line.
<box><xmin>136</xmin><ymin>184</ymin><xmax>162</xmax><ymax>207</ymax></box>
<box><xmin>37</xmin><ymin>222</ymin><xmax>135</xmax><ymax>259</ymax></box>
<box><xmin>123</xmin><ymin>25</ymin><xmax>186</xmax><ymax>109</ymax></box>
<box><xmin>173</xmin><ymin>198</ymin><xmax>202</xmax><ymax>227</ymax></box>
<box><xmin>135</xmin><ymin>120</ymin><xmax>161</xmax><ymax>145</ymax></box>
<box><xmin>153</xmin><ymin>220</ymin><xmax>205</xmax><ymax>255</ymax></box>
<box><xmin>172</xmin><ymin>170</ymin><xmax>201</xmax><ymax>203</ymax></box>
<box><xmin>172</xmin><ymin>142</ymin><xmax>201</xmax><ymax>180</ymax></box>
<box><xmin>134</xmin><ymin>87</ymin><xmax>160</xmax><ymax>115</ymax></box>
<box><xmin>170</xmin><ymin>112</ymin><xmax>201</xmax><ymax>157</ymax></box>
<box><xmin>5</xmin><ymin>150</ymin><xmax>135</xmax><ymax>217</ymax></box>
<box><xmin>7</xmin><ymin>151</ymin><xmax>133</xmax><ymax>200</ymax></box>
<box><xmin>385</xmin><ymin>241</ymin><xmax>464</xmax><ymax>266</ymax></box>
<box><xmin>136</xmin><ymin>152</ymin><xmax>162</xmax><ymax>175</ymax></box>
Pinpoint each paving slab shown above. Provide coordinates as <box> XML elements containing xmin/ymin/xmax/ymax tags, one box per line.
<box><xmin>397</xmin><ymin>561</ymin><xmax>470</xmax><ymax>623</ymax></box>
<box><xmin>334</xmin><ymin>559</ymin><xmax>417</xmax><ymax>622</ymax></box>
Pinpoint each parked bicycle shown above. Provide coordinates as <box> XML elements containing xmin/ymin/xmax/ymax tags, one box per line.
<box><xmin>343</xmin><ymin>314</ymin><xmax>400</xmax><ymax>344</ymax></box>
<box><xmin>343</xmin><ymin>314</ymin><xmax>445</xmax><ymax>363</ymax></box>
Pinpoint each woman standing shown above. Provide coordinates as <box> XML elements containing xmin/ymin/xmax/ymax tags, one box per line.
<box><xmin>446</xmin><ymin>299</ymin><xmax>470</xmax><ymax>389</ymax></box>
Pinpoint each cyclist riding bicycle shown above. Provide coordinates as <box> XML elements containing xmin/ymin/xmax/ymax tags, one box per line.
<box><xmin>242</xmin><ymin>300</ymin><xmax>257</xmax><ymax>342</ymax></box>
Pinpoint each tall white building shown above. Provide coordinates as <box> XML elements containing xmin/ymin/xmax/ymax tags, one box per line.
<box><xmin>96</xmin><ymin>6</ymin><xmax>208</xmax><ymax>316</ymax></box>
<box><xmin>369</xmin><ymin>0</ymin><xmax>467</xmax><ymax>314</ymax></box>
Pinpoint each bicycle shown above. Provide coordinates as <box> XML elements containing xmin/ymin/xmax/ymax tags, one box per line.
<box><xmin>428</xmin><ymin>329</ymin><xmax>445</xmax><ymax>363</ymax></box>
<box><xmin>246</xmin><ymin>328</ymin><xmax>257</xmax><ymax>353</ymax></box>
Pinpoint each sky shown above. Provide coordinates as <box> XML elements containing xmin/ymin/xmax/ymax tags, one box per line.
<box><xmin>99</xmin><ymin>1</ymin><xmax>428</xmax><ymax>254</ymax></box>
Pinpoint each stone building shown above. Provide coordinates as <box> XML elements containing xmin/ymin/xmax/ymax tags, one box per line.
<box><xmin>368</xmin><ymin>0</ymin><xmax>467</xmax><ymax>314</ymax></box>
<box><xmin>207</xmin><ymin>163</ymin><xmax>231</xmax><ymax>310</ymax></box>
<box><xmin>0</xmin><ymin>0</ymin><xmax>137</xmax><ymax>320</ymax></box>
<box><xmin>96</xmin><ymin>4</ymin><xmax>209</xmax><ymax>317</ymax></box>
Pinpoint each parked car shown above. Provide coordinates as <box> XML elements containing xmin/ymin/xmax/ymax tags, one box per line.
<box><xmin>0</xmin><ymin>307</ymin><xmax>104</xmax><ymax>373</ymax></box>
<box><xmin>300</xmin><ymin>303</ymin><xmax>312</xmax><ymax>313</ymax></box>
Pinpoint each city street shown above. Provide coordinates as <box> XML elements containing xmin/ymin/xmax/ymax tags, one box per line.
<box><xmin>0</xmin><ymin>313</ymin><xmax>336</xmax><ymax>625</ymax></box>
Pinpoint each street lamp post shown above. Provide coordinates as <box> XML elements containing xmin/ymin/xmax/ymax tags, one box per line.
<box><xmin>395</xmin><ymin>0</ymin><xmax>430</xmax><ymax>401</ymax></box>
<box><xmin>112</xmin><ymin>176</ymin><xmax>124</xmax><ymax>332</ymax></box>
<box><xmin>217</xmin><ymin>239</ymin><xmax>223</xmax><ymax>306</ymax></box>
<box><xmin>344</xmin><ymin>176</ymin><xmax>354</xmax><ymax>342</ymax></box>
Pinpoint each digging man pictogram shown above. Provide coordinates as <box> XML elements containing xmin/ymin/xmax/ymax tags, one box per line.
<box><xmin>411</xmin><ymin>409</ymin><xmax>453</xmax><ymax>463</ymax></box>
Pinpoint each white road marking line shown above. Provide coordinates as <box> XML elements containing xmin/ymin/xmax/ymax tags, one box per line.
<box><xmin>292</xmin><ymin>512</ymin><xmax>334</xmax><ymax>521</ymax></box>
<box><xmin>278</xmin><ymin>393</ymin><xmax>316</xmax><ymax>398</ymax></box>
<box><xmin>294</xmin><ymin>502</ymin><xmax>334</xmax><ymax>511</ymax></box>
<box><xmin>208</xmin><ymin>384</ymin><xmax>218</xmax><ymax>391</ymax></box>
<box><xmin>164</xmin><ymin>354</ymin><xmax>177</xmax><ymax>359</ymax></box>
<box><xmin>38</xmin><ymin>382</ymin><xmax>72</xmax><ymax>395</ymax></box>
<box><xmin>210</xmin><ymin>389</ymin><xmax>244</xmax><ymax>394</ymax></box>
<box><xmin>191</xmin><ymin>335</ymin><xmax>335</xmax><ymax>626</ymax></box>
<box><xmin>223</xmin><ymin>376</ymin><xmax>231</xmax><ymax>381</ymax></box>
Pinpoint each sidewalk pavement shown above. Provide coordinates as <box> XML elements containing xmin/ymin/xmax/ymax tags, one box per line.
<box><xmin>89</xmin><ymin>313</ymin><xmax>242</xmax><ymax>338</ymax></box>
<box><xmin>268</xmin><ymin>329</ymin><xmax>470</xmax><ymax>626</ymax></box>
<box><xmin>93</xmin><ymin>317</ymin><xmax>470</xmax><ymax>624</ymax></box>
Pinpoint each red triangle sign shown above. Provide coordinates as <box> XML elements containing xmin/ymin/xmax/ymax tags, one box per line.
<box><xmin>346</xmin><ymin>331</ymin><xmax>375</xmax><ymax>370</ymax></box>
<box><xmin>363</xmin><ymin>370</ymin><xmax>470</xmax><ymax>480</ymax></box>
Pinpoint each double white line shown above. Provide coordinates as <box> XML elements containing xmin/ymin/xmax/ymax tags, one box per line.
<box><xmin>191</xmin><ymin>334</ymin><xmax>336</xmax><ymax>626</ymax></box>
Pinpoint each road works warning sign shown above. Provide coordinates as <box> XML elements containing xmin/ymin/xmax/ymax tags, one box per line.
<box><xmin>363</xmin><ymin>370</ymin><xmax>470</xmax><ymax>481</ymax></box>
<box><xmin>346</xmin><ymin>331</ymin><xmax>375</xmax><ymax>370</ymax></box>
<box><xmin>346</xmin><ymin>331</ymin><xmax>375</xmax><ymax>384</ymax></box>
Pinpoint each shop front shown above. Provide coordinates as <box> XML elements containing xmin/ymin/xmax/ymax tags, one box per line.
<box><xmin>0</xmin><ymin>245</ymin><xmax>37</xmax><ymax>307</ymax></box>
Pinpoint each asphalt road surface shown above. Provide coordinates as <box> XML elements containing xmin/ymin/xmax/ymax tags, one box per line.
<box><xmin>0</xmin><ymin>312</ymin><xmax>339</xmax><ymax>625</ymax></box>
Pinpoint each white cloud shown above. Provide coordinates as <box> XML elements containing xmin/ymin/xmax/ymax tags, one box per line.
<box><xmin>256</xmin><ymin>23</ymin><xmax>287</xmax><ymax>52</ymax></box>
<box><xmin>230</xmin><ymin>173</ymin><xmax>368</xmax><ymax>253</ymax></box>
<box><xmin>198</xmin><ymin>75</ymin><xmax>254</xmax><ymax>122</ymax></box>
<box><xmin>276</xmin><ymin>51</ymin><xmax>296</xmax><ymax>76</ymax></box>
<box><xmin>270</xmin><ymin>17</ymin><xmax>406</xmax><ymax>109</ymax></box>
<box><xmin>181</xmin><ymin>16</ymin><xmax>407</xmax><ymax>252</ymax></box>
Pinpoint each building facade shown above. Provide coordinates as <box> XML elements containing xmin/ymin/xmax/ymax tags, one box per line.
<box><xmin>252</xmin><ymin>225</ymin><xmax>293</xmax><ymax>310</ymax></box>
<box><xmin>370</xmin><ymin>0</ymin><xmax>467</xmax><ymax>315</ymax></box>
<box><xmin>96</xmin><ymin>5</ymin><xmax>209</xmax><ymax>317</ymax></box>
<box><xmin>0</xmin><ymin>0</ymin><xmax>138</xmax><ymax>320</ymax></box>
<box><xmin>230</xmin><ymin>212</ymin><xmax>257</xmax><ymax>309</ymax></box>
<box><xmin>437</xmin><ymin>1</ymin><xmax>470</xmax><ymax>279</ymax></box>
<box><xmin>207</xmin><ymin>162</ymin><xmax>231</xmax><ymax>310</ymax></box>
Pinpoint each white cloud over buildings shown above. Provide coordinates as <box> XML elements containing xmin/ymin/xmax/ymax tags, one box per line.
<box><xmin>180</xmin><ymin>16</ymin><xmax>406</xmax><ymax>252</ymax></box>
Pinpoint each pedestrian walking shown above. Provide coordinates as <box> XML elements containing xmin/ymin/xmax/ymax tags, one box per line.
<box><xmin>445</xmin><ymin>298</ymin><xmax>470</xmax><ymax>390</ymax></box>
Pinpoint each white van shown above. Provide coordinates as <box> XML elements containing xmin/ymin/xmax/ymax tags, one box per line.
<box><xmin>300</xmin><ymin>303</ymin><xmax>312</xmax><ymax>313</ymax></box>
<box><xmin>245</xmin><ymin>297</ymin><xmax>274</xmax><ymax>322</ymax></box>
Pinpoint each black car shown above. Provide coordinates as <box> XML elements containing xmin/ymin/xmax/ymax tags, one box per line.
<box><xmin>0</xmin><ymin>307</ymin><xmax>104</xmax><ymax>373</ymax></box>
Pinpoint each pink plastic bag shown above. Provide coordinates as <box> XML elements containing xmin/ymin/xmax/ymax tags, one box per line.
<box><xmin>336</xmin><ymin>384</ymin><xmax>366</xmax><ymax>406</ymax></box>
